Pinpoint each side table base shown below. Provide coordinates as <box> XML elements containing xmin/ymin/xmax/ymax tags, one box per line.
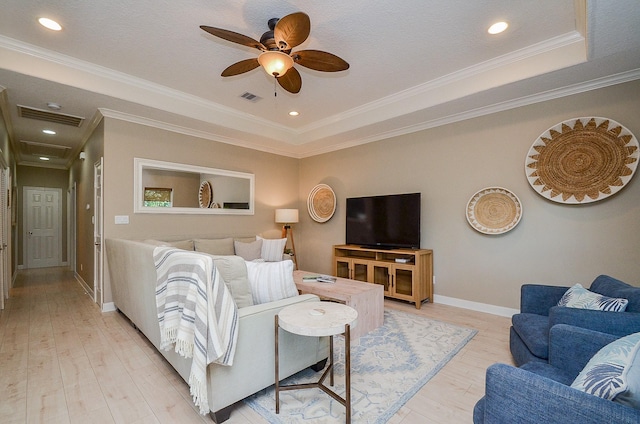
<box><xmin>275</xmin><ymin>315</ymin><xmax>352</xmax><ymax>423</ymax></box>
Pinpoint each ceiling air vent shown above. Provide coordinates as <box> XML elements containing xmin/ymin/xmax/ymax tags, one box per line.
<box><xmin>20</xmin><ymin>140</ymin><xmax>72</xmax><ymax>159</ymax></box>
<box><xmin>240</xmin><ymin>92</ymin><xmax>262</xmax><ymax>102</ymax></box>
<box><xmin>17</xmin><ymin>105</ymin><xmax>85</xmax><ymax>127</ymax></box>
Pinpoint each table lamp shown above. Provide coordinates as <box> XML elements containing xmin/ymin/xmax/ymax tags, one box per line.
<box><xmin>275</xmin><ymin>208</ymin><xmax>299</xmax><ymax>269</ymax></box>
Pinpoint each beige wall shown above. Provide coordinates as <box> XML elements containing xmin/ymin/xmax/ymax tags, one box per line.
<box><xmin>100</xmin><ymin>117</ymin><xmax>299</xmax><ymax>303</ymax></box>
<box><xmin>298</xmin><ymin>80</ymin><xmax>640</xmax><ymax>310</ymax></box>
<box><xmin>69</xmin><ymin>119</ymin><xmax>105</xmax><ymax>287</ymax></box>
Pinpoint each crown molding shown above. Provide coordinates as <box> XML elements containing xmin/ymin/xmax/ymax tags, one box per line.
<box><xmin>0</xmin><ymin>35</ymin><xmax>295</xmax><ymax>142</ymax></box>
<box><xmin>98</xmin><ymin>108</ymin><xmax>299</xmax><ymax>158</ymax></box>
<box><xmin>295</xmin><ymin>68</ymin><xmax>640</xmax><ymax>158</ymax></box>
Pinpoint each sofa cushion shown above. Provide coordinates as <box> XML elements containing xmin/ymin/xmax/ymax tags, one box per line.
<box><xmin>194</xmin><ymin>238</ymin><xmax>235</xmax><ymax>255</ymax></box>
<box><xmin>256</xmin><ymin>236</ymin><xmax>287</xmax><ymax>262</ymax></box>
<box><xmin>206</xmin><ymin>254</ymin><xmax>254</xmax><ymax>308</ymax></box>
<box><xmin>142</xmin><ymin>239</ymin><xmax>194</xmax><ymax>250</ymax></box>
<box><xmin>245</xmin><ymin>260</ymin><xmax>298</xmax><ymax>304</ymax></box>
<box><xmin>521</xmin><ymin>361</ymin><xmax>576</xmax><ymax>386</ymax></box>
<box><xmin>559</xmin><ymin>284</ymin><xmax>628</xmax><ymax>312</ymax></box>
<box><xmin>571</xmin><ymin>332</ymin><xmax>640</xmax><ymax>408</ymax></box>
<box><xmin>590</xmin><ymin>275</ymin><xmax>640</xmax><ymax>313</ymax></box>
<box><xmin>234</xmin><ymin>239</ymin><xmax>262</xmax><ymax>261</ymax></box>
<box><xmin>512</xmin><ymin>313</ymin><xmax>550</xmax><ymax>359</ymax></box>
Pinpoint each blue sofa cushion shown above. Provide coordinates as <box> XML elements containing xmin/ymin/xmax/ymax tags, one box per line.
<box><xmin>521</xmin><ymin>361</ymin><xmax>575</xmax><ymax>385</ymax></box>
<box><xmin>558</xmin><ymin>283</ymin><xmax>629</xmax><ymax>312</ymax></box>
<box><xmin>590</xmin><ymin>275</ymin><xmax>640</xmax><ymax>313</ymax></box>
<box><xmin>571</xmin><ymin>332</ymin><xmax>640</xmax><ymax>408</ymax></box>
<box><xmin>512</xmin><ymin>313</ymin><xmax>550</xmax><ymax>359</ymax></box>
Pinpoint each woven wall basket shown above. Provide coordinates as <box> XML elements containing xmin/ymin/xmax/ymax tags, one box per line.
<box><xmin>525</xmin><ymin>117</ymin><xmax>639</xmax><ymax>204</ymax></box>
<box><xmin>466</xmin><ymin>187</ymin><xmax>523</xmax><ymax>235</ymax></box>
<box><xmin>307</xmin><ymin>184</ymin><xmax>336</xmax><ymax>223</ymax></box>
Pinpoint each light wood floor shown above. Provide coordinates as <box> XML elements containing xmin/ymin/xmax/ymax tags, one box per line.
<box><xmin>0</xmin><ymin>267</ymin><xmax>514</xmax><ymax>423</ymax></box>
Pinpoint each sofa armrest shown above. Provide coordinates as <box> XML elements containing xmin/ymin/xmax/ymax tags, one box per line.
<box><xmin>548</xmin><ymin>324</ymin><xmax>619</xmax><ymax>376</ymax></box>
<box><xmin>481</xmin><ymin>363</ymin><xmax>640</xmax><ymax>424</ymax></box>
<box><xmin>238</xmin><ymin>293</ymin><xmax>320</xmax><ymax>319</ymax></box>
<box><xmin>549</xmin><ymin>306</ymin><xmax>640</xmax><ymax>337</ymax></box>
<box><xmin>520</xmin><ymin>284</ymin><xmax>570</xmax><ymax>315</ymax></box>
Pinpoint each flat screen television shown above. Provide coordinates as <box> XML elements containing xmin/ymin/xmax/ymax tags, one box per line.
<box><xmin>346</xmin><ymin>193</ymin><xmax>421</xmax><ymax>249</ymax></box>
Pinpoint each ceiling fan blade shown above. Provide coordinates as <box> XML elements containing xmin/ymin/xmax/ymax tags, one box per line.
<box><xmin>277</xmin><ymin>67</ymin><xmax>302</xmax><ymax>94</ymax></box>
<box><xmin>293</xmin><ymin>50</ymin><xmax>350</xmax><ymax>72</ymax></box>
<box><xmin>200</xmin><ymin>25</ymin><xmax>265</xmax><ymax>51</ymax></box>
<box><xmin>274</xmin><ymin>12</ymin><xmax>310</xmax><ymax>50</ymax></box>
<box><xmin>221</xmin><ymin>58</ymin><xmax>260</xmax><ymax>77</ymax></box>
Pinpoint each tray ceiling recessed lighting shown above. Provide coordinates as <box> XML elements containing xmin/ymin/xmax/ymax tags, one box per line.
<box><xmin>39</xmin><ymin>157</ymin><xmax>50</xmax><ymax>161</ymax></box>
<box><xmin>488</xmin><ymin>21</ymin><xmax>508</xmax><ymax>35</ymax></box>
<box><xmin>38</xmin><ymin>17</ymin><xmax>62</xmax><ymax>31</ymax></box>
<box><xmin>42</xmin><ymin>129</ymin><xmax>56</xmax><ymax>135</ymax></box>
<box><xmin>289</xmin><ymin>111</ymin><xmax>299</xmax><ymax>116</ymax></box>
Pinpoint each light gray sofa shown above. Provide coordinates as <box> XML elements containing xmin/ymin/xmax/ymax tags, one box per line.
<box><xmin>105</xmin><ymin>238</ymin><xmax>329</xmax><ymax>422</ymax></box>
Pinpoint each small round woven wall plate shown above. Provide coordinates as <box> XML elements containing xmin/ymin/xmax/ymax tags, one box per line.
<box><xmin>307</xmin><ymin>184</ymin><xmax>336</xmax><ymax>223</ymax></box>
<box><xmin>525</xmin><ymin>117</ymin><xmax>639</xmax><ymax>204</ymax></box>
<box><xmin>466</xmin><ymin>187</ymin><xmax>523</xmax><ymax>235</ymax></box>
<box><xmin>198</xmin><ymin>180</ymin><xmax>212</xmax><ymax>208</ymax></box>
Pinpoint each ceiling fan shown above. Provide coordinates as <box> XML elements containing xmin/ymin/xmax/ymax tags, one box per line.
<box><xmin>200</xmin><ymin>12</ymin><xmax>349</xmax><ymax>94</ymax></box>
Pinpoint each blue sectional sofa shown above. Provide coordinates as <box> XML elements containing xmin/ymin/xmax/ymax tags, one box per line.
<box><xmin>474</xmin><ymin>324</ymin><xmax>640</xmax><ymax>423</ymax></box>
<box><xmin>510</xmin><ymin>274</ymin><xmax>640</xmax><ymax>366</ymax></box>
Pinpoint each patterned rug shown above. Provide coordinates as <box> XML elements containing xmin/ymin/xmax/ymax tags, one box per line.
<box><xmin>244</xmin><ymin>309</ymin><xmax>477</xmax><ymax>423</ymax></box>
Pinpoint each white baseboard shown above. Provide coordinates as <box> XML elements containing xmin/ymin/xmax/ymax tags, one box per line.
<box><xmin>74</xmin><ymin>272</ymin><xmax>93</xmax><ymax>297</ymax></box>
<box><xmin>434</xmin><ymin>294</ymin><xmax>518</xmax><ymax>318</ymax></box>
<box><xmin>102</xmin><ymin>302</ymin><xmax>116</xmax><ymax>313</ymax></box>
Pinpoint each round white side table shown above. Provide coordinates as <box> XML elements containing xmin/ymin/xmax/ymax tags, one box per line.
<box><xmin>275</xmin><ymin>301</ymin><xmax>358</xmax><ymax>423</ymax></box>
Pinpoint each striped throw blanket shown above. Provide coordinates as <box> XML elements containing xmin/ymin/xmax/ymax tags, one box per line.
<box><xmin>154</xmin><ymin>247</ymin><xmax>239</xmax><ymax>414</ymax></box>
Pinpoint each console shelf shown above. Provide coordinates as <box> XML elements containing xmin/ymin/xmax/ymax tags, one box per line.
<box><xmin>333</xmin><ymin>245</ymin><xmax>433</xmax><ymax>309</ymax></box>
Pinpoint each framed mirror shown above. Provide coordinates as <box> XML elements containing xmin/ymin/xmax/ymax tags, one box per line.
<box><xmin>134</xmin><ymin>158</ymin><xmax>254</xmax><ymax>215</ymax></box>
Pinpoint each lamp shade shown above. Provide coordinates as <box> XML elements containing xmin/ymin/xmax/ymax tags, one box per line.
<box><xmin>258</xmin><ymin>51</ymin><xmax>294</xmax><ymax>77</ymax></box>
<box><xmin>275</xmin><ymin>208</ymin><xmax>299</xmax><ymax>224</ymax></box>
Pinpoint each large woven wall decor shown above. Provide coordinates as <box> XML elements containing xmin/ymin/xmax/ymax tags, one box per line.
<box><xmin>525</xmin><ymin>117</ymin><xmax>639</xmax><ymax>204</ymax></box>
<box><xmin>466</xmin><ymin>187</ymin><xmax>523</xmax><ymax>235</ymax></box>
<box><xmin>307</xmin><ymin>184</ymin><xmax>336</xmax><ymax>222</ymax></box>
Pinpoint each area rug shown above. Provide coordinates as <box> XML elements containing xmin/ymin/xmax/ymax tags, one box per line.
<box><xmin>244</xmin><ymin>309</ymin><xmax>477</xmax><ymax>423</ymax></box>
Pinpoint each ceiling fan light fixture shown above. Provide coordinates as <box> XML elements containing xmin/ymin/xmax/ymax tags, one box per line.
<box><xmin>258</xmin><ymin>51</ymin><xmax>294</xmax><ymax>77</ymax></box>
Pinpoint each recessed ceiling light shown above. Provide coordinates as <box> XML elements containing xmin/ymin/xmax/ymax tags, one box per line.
<box><xmin>38</xmin><ymin>17</ymin><xmax>62</xmax><ymax>31</ymax></box>
<box><xmin>39</xmin><ymin>157</ymin><xmax>50</xmax><ymax>161</ymax></box>
<box><xmin>488</xmin><ymin>21</ymin><xmax>508</xmax><ymax>35</ymax></box>
<box><xmin>289</xmin><ymin>111</ymin><xmax>299</xmax><ymax>116</ymax></box>
<box><xmin>42</xmin><ymin>129</ymin><xmax>56</xmax><ymax>135</ymax></box>
<box><xmin>47</xmin><ymin>102</ymin><xmax>62</xmax><ymax>110</ymax></box>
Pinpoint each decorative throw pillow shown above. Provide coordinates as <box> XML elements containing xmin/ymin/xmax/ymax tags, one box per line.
<box><xmin>234</xmin><ymin>239</ymin><xmax>263</xmax><ymax>261</ymax></box>
<box><xmin>558</xmin><ymin>283</ymin><xmax>629</xmax><ymax>312</ymax></box>
<box><xmin>256</xmin><ymin>236</ymin><xmax>287</xmax><ymax>262</ymax></box>
<box><xmin>206</xmin><ymin>254</ymin><xmax>254</xmax><ymax>308</ymax></box>
<box><xmin>194</xmin><ymin>238</ymin><xmax>235</xmax><ymax>255</ymax></box>
<box><xmin>571</xmin><ymin>332</ymin><xmax>640</xmax><ymax>408</ymax></box>
<box><xmin>245</xmin><ymin>259</ymin><xmax>298</xmax><ymax>304</ymax></box>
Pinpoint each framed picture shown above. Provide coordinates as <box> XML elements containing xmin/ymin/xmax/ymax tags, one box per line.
<box><xmin>143</xmin><ymin>187</ymin><xmax>173</xmax><ymax>207</ymax></box>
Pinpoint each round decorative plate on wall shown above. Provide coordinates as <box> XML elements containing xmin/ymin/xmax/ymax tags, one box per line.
<box><xmin>198</xmin><ymin>180</ymin><xmax>212</xmax><ymax>208</ymax></box>
<box><xmin>466</xmin><ymin>187</ymin><xmax>522</xmax><ymax>235</ymax></box>
<box><xmin>307</xmin><ymin>184</ymin><xmax>336</xmax><ymax>223</ymax></box>
<box><xmin>525</xmin><ymin>117</ymin><xmax>639</xmax><ymax>204</ymax></box>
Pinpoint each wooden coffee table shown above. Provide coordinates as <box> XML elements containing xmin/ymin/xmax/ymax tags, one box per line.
<box><xmin>293</xmin><ymin>270</ymin><xmax>384</xmax><ymax>340</ymax></box>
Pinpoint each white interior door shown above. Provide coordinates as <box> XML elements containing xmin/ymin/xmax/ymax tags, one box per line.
<box><xmin>93</xmin><ymin>158</ymin><xmax>104</xmax><ymax>306</ymax></box>
<box><xmin>24</xmin><ymin>187</ymin><xmax>62</xmax><ymax>269</ymax></box>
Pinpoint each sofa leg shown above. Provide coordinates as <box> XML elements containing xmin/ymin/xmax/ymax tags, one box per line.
<box><xmin>209</xmin><ymin>405</ymin><xmax>233</xmax><ymax>423</ymax></box>
<box><xmin>310</xmin><ymin>358</ymin><xmax>328</xmax><ymax>372</ymax></box>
